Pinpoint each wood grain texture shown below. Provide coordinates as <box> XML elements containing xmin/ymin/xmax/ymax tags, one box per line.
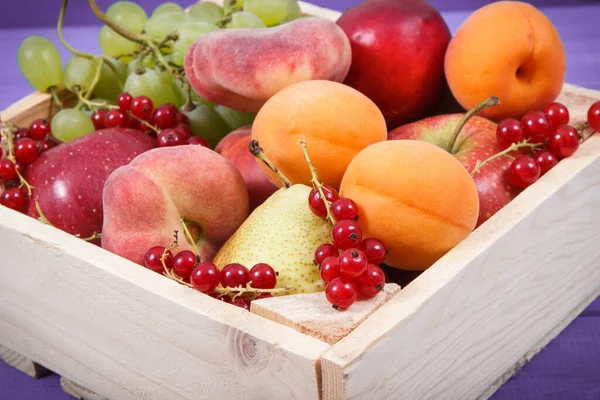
<box><xmin>0</xmin><ymin>210</ymin><xmax>330</xmax><ymax>400</ymax></box>
<box><xmin>251</xmin><ymin>284</ymin><xmax>401</xmax><ymax>345</ymax></box>
<box><xmin>0</xmin><ymin>344</ymin><xmax>49</xmax><ymax>378</ymax></box>
<box><xmin>0</xmin><ymin>88</ymin><xmax>74</xmax><ymax>126</ymax></box>
<box><xmin>321</xmin><ymin>85</ymin><xmax>600</xmax><ymax>400</ymax></box>
<box><xmin>61</xmin><ymin>377</ymin><xmax>108</xmax><ymax>400</ymax></box>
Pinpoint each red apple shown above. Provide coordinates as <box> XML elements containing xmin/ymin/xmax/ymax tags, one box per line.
<box><xmin>26</xmin><ymin>129</ymin><xmax>155</xmax><ymax>244</ymax></box>
<box><xmin>215</xmin><ymin>126</ymin><xmax>278</xmax><ymax>211</ymax></box>
<box><xmin>336</xmin><ymin>0</ymin><xmax>451</xmax><ymax>129</ymax></box>
<box><xmin>388</xmin><ymin>106</ymin><xmax>524</xmax><ymax>227</ymax></box>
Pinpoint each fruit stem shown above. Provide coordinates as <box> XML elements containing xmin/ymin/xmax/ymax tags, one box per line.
<box><xmin>1</xmin><ymin>125</ymin><xmax>16</xmax><ymax>163</ymax></box>
<box><xmin>471</xmin><ymin>139</ymin><xmax>542</xmax><ymax>176</ymax></box>
<box><xmin>248</xmin><ymin>140</ymin><xmax>292</xmax><ymax>188</ymax></box>
<box><xmin>84</xmin><ymin>56</ymin><xmax>105</xmax><ymax>101</ymax></box>
<box><xmin>48</xmin><ymin>87</ymin><xmax>63</xmax><ymax>109</ymax></box>
<box><xmin>181</xmin><ymin>218</ymin><xmax>200</xmax><ymax>258</ymax></box>
<box><xmin>214</xmin><ymin>284</ymin><xmax>293</xmax><ymax>300</ymax></box>
<box><xmin>447</xmin><ymin>95</ymin><xmax>500</xmax><ymax>154</ymax></box>
<box><xmin>575</xmin><ymin>122</ymin><xmax>595</xmax><ymax>142</ymax></box>
<box><xmin>299</xmin><ymin>139</ymin><xmax>336</xmax><ymax>225</ymax></box>
<box><xmin>87</xmin><ymin>0</ymin><xmax>145</xmax><ymax>44</ymax></box>
<box><xmin>74</xmin><ymin>88</ymin><xmax>118</xmax><ymax>111</ymax></box>
<box><xmin>35</xmin><ymin>200</ymin><xmax>54</xmax><ymax>226</ymax></box>
<box><xmin>77</xmin><ymin>232</ymin><xmax>102</xmax><ymax>242</ymax></box>
<box><xmin>15</xmin><ymin>169</ymin><xmax>34</xmax><ymax>197</ymax></box>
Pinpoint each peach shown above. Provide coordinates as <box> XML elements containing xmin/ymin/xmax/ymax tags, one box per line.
<box><xmin>215</xmin><ymin>126</ymin><xmax>278</xmax><ymax>211</ymax></box>
<box><xmin>102</xmin><ymin>146</ymin><xmax>249</xmax><ymax>266</ymax></box>
<box><xmin>184</xmin><ymin>17</ymin><xmax>351</xmax><ymax>113</ymax></box>
<box><xmin>445</xmin><ymin>1</ymin><xmax>566</xmax><ymax>121</ymax></box>
<box><xmin>251</xmin><ymin>80</ymin><xmax>387</xmax><ymax>189</ymax></box>
<box><xmin>340</xmin><ymin>140</ymin><xmax>479</xmax><ymax>271</ymax></box>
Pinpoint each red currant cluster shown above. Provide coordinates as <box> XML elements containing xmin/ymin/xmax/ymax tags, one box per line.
<box><xmin>143</xmin><ymin>245</ymin><xmax>279</xmax><ymax>310</ymax></box>
<box><xmin>308</xmin><ymin>185</ymin><xmax>387</xmax><ymax>310</ymax></box>
<box><xmin>0</xmin><ymin>119</ymin><xmax>59</xmax><ymax>213</ymax></box>
<box><xmin>495</xmin><ymin>100</ymin><xmax>600</xmax><ymax>189</ymax></box>
<box><xmin>90</xmin><ymin>92</ymin><xmax>209</xmax><ymax>148</ymax></box>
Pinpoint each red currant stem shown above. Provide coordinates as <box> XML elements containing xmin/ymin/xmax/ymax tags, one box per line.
<box><xmin>76</xmin><ymin>232</ymin><xmax>102</xmax><ymax>242</ymax></box>
<box><xmin>471</xmin><ymin>140</ymin><xmax>543</xmax><ymax>176</ymax></box>
<box><xmin>214</xmin><ymin>284</ymin><xmax>293</xmax><ymax>300</ymax></box>
<box><xmin>87</xmin><ymin>0</ymin><xmax>145</xmax><ymax>44</ymax></box>
<box><xmin>35</xmin><ymin>200</ymin><xmax>54</xmax><ymax>226</ymax></box>
<box><xmin>1</xmin><ymin>126</ymin><xmax>16</xmax><ymax>163</ymax></box>
<box><xmin>299</xmin><ymin>139</ymin><xmax>336</xmax><ymax>225</ymax></box>
<box><xmin>159</xmin><ymin>249</ymin><xmax>193</xmax><ymax>285</ymax></box>
<box><xmin>575</xmin><ymin>122</ymin><xmax>595</xmax><ymax>142</ymax></box>
<box><xmin>248</xmin><ymin>140</ymin><xmax>292</xmax><ymax>188</ymax></box>
<box><xmin>129</xmin><ymin>112</ymin><xmax>160</xmax><ymax>133</ymax></box>
<box><xmin>181</xmin><ymin>219</ymin><xmax>201</xmax><ymax>259</ymax></box>
<box><xmin>448</xmin><ymin>95</ymin><xmax>501</xmax><ymax>154</ymax></box>
<box><xmin>48</xmin><ymin>86</ymin><xmax>63</xmax><ymax>109</ymax></box>
<box><xmin>15</xmin><ymin>169</ymin><xmax>34</xmax><ymax>197</ymax></box>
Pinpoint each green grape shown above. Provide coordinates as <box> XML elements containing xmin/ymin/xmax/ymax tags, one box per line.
<box><xmin>144</xmin><ymin>12</ymin><xmax>185</xmax><ymax>40</ymax></box>
<box><xmin>172</xmin><ymin>79</ymin><xmax>187</xmax><ymax>108</ymax></box>
<box><xmin>124</xmin><ymin>69</ymin><xmax>179</xmax><ymax>107</ymax></box>
<box><xmin>174</xmin><ymin>21</ymin><xmax>219</xmax><ymax>54</ymax></box>
<box><xmin>17</xmin><ymin>36</ymin><xmax>63</xmax><ymax>92</ymax></box>
<box><xmin>63</xmin><ymin>56</ymin><xmax>99</xmax><ymax>92</ymax></box>
<box><xmin>126</xmin><ymin>57</ymin><xmax>156</xmax><ymax>75</ymax></box>
<box><xmin>99</xmin><ymin>26</ymin><xmax>140</xmax><ymax>59</ymax></box>
<box><xmin>152</xmin><ymin>2</ymin><xmax>184</xmax><ymax>16</ymax></box>
<box><xmin>156</xmin><ymin>68</ymin><xmax>173</xmax><ymax>84</ymax></box>
<box><xmin>106</xmin><ymin>1</ymin><xmax>147</xmax><ymax>32</ymax></box>
<box><xmin>182</xmin><ymin>104</ymin><xmax>231</xmax><ymax>148</ymax></box>
<box><xmin>243</xmin><ymin>0</ymin><xmax>288</xmax><ymax>26</ymax></box>
<box><xmin>188</xmin><ymin>2</ymin><xmax>224</xmax><ymax>25</ymax></box>
<box><xmin>93</xmin><ymin>60</ymin><xmax>127</xmax><ymax>101</ymax></box>
<box><xmin>226</xmin><ymin>11</ymin><xmax>266</xmax><ymax>29</ymax></box>
<box><xmin>213</xmin><ymin>105</ymin><xmax>256</xmax><ymax>130</ymax></box>
<box><xmin>285</xmin><ymin>0</ymin><xmax>302</xmax><ymax>21</ymax></box>
<box><xmin>51</xmin><ymin>109</ymin><xmax>95</xmax><ymax>142</ymax></box>
<box><xmin>170</xmin><ymin>52</ymin><xmax>184</xmax><ymax>67</ymax></box>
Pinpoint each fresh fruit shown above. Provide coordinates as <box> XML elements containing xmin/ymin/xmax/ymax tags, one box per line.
<box><xmin>124</xmin><ymin>69</ymin><xmax>179</xmax><ymax>107</ymax></box>
<box><xmin>521</xmin><ymin>110</ymin><xmax>552</xmax><ymax>143</ymax></box>
<box><xmin>587</xmin><ymin>101</ymin><xmax>600</xmax><ymax>131</ymax></box>
<box><xmin>117</xmin><ymin>92</ymin><xmax>133</xmax><ymax>110</ymax></box>
<box><xmin>0</xmin><ymin>159</ymin><xmax>18</xmax><ymax>182</ymax></box>
<box><xmin>444</xmin><ymin>1</ymin><xmax>566</xmax><ymax>121</ymax></box>
<box><xmin>221</xmin><ymin>263</ymin><xmax>250</xmax><ymax>288</ymax></box>
<box><xmin>17</xmin><ymin>36</ymin><xmax>63</xmax><ymax>92</ymax></box>
<box><xmin>338</xmin><ymin>248</ymin><xmax>368</xmax><ymax>279</ymax></box>
<box><xmin>308</xmin><ymin>185</ymin><xmax>339</xmax><ymax>218</ymax></box>
<box><xmin>144</xmin><ymin>246</ymin><xmax>174</xmax><ymax>273</ymax></box>
<box><xmin>340</xmin><ymin>140</ymin><xmax>479</xmax><ymax>271</ymax></box>
<box><xmin>325</xmin><ymin>277</ymin><xmax>357</xmax><ymax>310</ymax></box>
<box><xmin>227</xmin><ymin>11</ymin><xmax>266</xmax><ymax>29</ymax></box>
<box><xmin>320</xmin><ymin>256</ymin><xmax>341</xmax><ymax>284</ymax></box>
<box><xmin>190</xmin><ymin>261</ymin><xmax>221</xmax><ymax>293</ymax></box>
<box><xmin>331</xmin><ymin>220</ymin><xmax>362</xmax><ymax>251</ymax></box>
<box><xmin>105</xmin><ymin>109</ymin><xmax>130</xmax><ymax>129</ymax></box>
<box><xmin>331</xmin><ymin>198</ymin><xmax>359</xmax><ymax>221</ymax></box>
<box><xmin>173</xmin><ymin>22</ymin><xmax>219</xmax><ymax>55</ymax></box>
<box><xmin>508</xmin><ymin>156</ymin><xmax>540</xmax><ymax>188</ymax></box>
<box><xmin>215</xmin><ymin>126</ymin><xmax>278</xmax><ymax>211</ymax></box>
<box><xmin>29</xmin><ymin>119</ymin><xmax>51</xmax><ymax>141</ymax></box>
<box><xmin>358</xmin><ymin>238</ymin><xmax>387</xmax><ymax>265</ymax></box>
<box><xmin>26</xmin><ymin>129</ymin><xmax>155</xmax><ymax>244</ymax></box>
<box><xmin>50</xmin><ymin>108</ymin><xmax>95</xmax><ymax>142</ymax></box>
<box><xmin>184</xmin><ymin>18</ymin><xmax>352</xmax><ymax>113</ymax></box>
<box><xmin>535</xmin><ymin>150</ymin><xmax>559</xmax><ymax>176</ymax></box>
<box><xmin>544</xmin><ymin>102</ymin><xmax>570</xmax><ymax>126</ymax></box>
<box><xmin>548</xmin><ymin>125</ymin><xmax>580</xmax><ymax>158</ymax></box>
<box><xmin>14</xmin><ymin>138</ymin><xmax>39</xmax><ymax>165</ymax></box>
<box><xmin>496</xmin><ymin>118</ymin><xmax>524</xmax><ymax>149</ymax></box>
<box><xmin>251</xmin><ymin>80</ymin><xmax>387</xmax><ymax>189</ymax></box>
<box><xmin>336</xmin><ymin>0</ymin><xmax>451</xmax><ymax>129</ymax></box>
<box><xmin>63</xmin><ymin>56</ymin><xmax>98</xmax><ymax>93</ymax></box>
<box><xmin>102</xmin><ymin>145</ymin><xmax>249</xmax><ymax>265</ymax></box>
<box><xmin>188</xmin><ymin>2</ymin><xmax>224</xmax><ymax>25</ymax></box>
<box><xmin>248</xmin><ymin>263</ymin><xmax>277</xmax><ymax>289</ymax></box>
<box><xmin>355</xmin><ymin>264</ymin><xmax>385</xmax><ymax>298</ymax></box>
<box><xmin>182</xmin><ymin>103</ymin><xmax>230</xmax><ymax>148</ymax></box>
<box><xmin>243</xmin><ymin>0</ymin><xmax>288</xmax><ymax>26</ymax></box>
<box><xmin>212</xmin><ymin>184</ymin><xmax>331</xmax><ymax>294</ymax></box>
<box><xmin>157</xmin><ymin>128</ymin><xmax>187</xmax><ymax>147</ymax></box>
<box><xmin>131</xmin><ymin>96</ymin><xmax>154</xmax><ymax>120</ymax></box>
<box><xmin>0</xmin><ymin>187</ymin><xmax>27</xmax><ymax>213</ymax></box>
<box><xmin>172</xmin><ymin>250</ymin><xmax>198</xmax><ymax>280</ymax></box>
<box><xmin>314</xmin><ymin>243</ymin><xmax>339</xmax><ymax>266</ymax></box>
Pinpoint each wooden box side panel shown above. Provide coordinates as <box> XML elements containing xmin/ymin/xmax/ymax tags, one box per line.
<box><xmin>322</xmin><ymin>87</ymin><xmax>600</xmax><ymax>400</ymax></box>
<box><xmin>0</xmin><ymin>210</ymin><xmax>330</xmax><ymax>400</ymax></box>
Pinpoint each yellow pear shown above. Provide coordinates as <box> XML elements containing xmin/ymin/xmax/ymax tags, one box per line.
<box><xmin>212</xmin><ymin>184</ymin><xmax>330</xmax><ymax>295</ymax></box>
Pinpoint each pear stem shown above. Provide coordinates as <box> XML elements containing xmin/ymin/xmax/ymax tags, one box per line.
<box><xmin>447</xmin><ymin>95</ymin><xmax>500</xmax><ymax>154</ymax></box>
<box><xmin>249</xmin><ymin>140</ymin><xmax>291</xmax><ymax>188</ymax></box>
<box><xmin>299</xmin><ymin>139</ymin><xmax>336</xmax><ymax>225</ymax></box>
<box><xmin>471</xmin><ymin>139</ymin><xmax>543</xmax><ymax>176</ymax></box>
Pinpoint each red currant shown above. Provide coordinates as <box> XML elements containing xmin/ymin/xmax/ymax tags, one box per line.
<box><xmin>210</xmin><ymin>293</ymin><xmax>232</xmax><ymax>303</ymax></box>
<box><xmin>131</xmin><ymin>96</ymin><xmax>154</xmax><ymax>120</ymax></box>
<box><xmin>117</xmin><ymin>92</ymin><xmax>133</xmax><ymax>111</ymax></box>
<box><xmin>144</xmin><ymin>246</ymin><xmax>174</xmax><ymax>273</ymax></box>
<box><xmin>332</xmin><ymin>220</ymin><xmax>362</xmax><ymax>250</ymax></box>
<box><xmin>191</xmin><ymin>261</ymin><xmax>221</xmax><ymax>293</ymax></box>
<box><xmin>548</xmin><ymin>125</ymin><xmax>580</xmax><ymax>158</ymax></box>
<box><xmin>15</xmin><ymin>128</ymin><xmax>30</xmax><ymax>140</ymax></box>
<box><xmin>355</xmin><ymin>264</ymin><xmax>386</xmax><ymax>299</ymax></box>
<box><xmin>544</xmin><ymin>102</ymin><xmax>569</xmax><ymax>127</ymax></box>
<box><xmin>188</xmin><ymin>136</ymin><xmax>209</xmax><ymax>147</ymax></box>
<box><xmin>308</xmin><ymin>185</ymin><xmax>340</xmax><ymax>219</ymax></box>
<box><xmin>320</xmin><ymin>256</ymin><xmax>341</xmax><ymax>283</ymax></box>
<box><xmin>521</xmin><ymin>110</ymin><xmax>552</xmax><ymax>143</ymax></box>
<box><xmin>338</xmin><ymin>248</ymin><xmax>368</xmax><ymax>279</ymax></box>
<box><xmin>0</xmin><ymin>159</ymin><xmax>18</xmax><ymax>182</ymax></box>
<box><xmin>496</xmin><ymin>118</ymin><xmax>524</xmax><ymax>148</ymax></box>
<box><xmin>314</xmin><ymin>243</ymin><xmax>339</xmax><ymax>265</ymax></box>
<box><xmin>105</xmin><ymin>109</ymin><xmax>130</xmax><ymax>129</ymax></box>
<box><xmin>331</xmin><ymin>198</ymin><xmax>359</xmax><ymax>221</ymax></box>
<box><xmin>534</xmin><ymin>150</ymin><xmax>559</xmax><ymax>176</ymax></box>
<box><xmin>174</xmin><ymin>123</ymin><xmax>193</xmax><ymax>140</ymax></box>
<box><xmin>14</xmin><ymin>138</ymin><xmax>39</xmax><ymax>164</ymax></box>
<box><xmin>36</xmin><ymin>140</ymin><xmax>55</xmax><ymax>154</ymax></box>
<box><xmin>14</xmin><ymin>162</ymin><xmax>25</xmax><ymax>177</ymax></box>
<box><xmin>358</xmin><ymin>237</ymin><xmax>387</xmax><ymax>265</ymax></box>
<box><xmin>0</xmin><ymin>187</ymin><xmax>26</xmax><ymax>212</ymax></box>
<box><xmin>152</xmin><ymin>105</ymin><xmax>177</xmax><ymax>129</ymax></box>
<box><xmin>29</xmin><ymin>119</ymin><xmax>50</xmax><ymax>140</ymax></box>
<box><xmin>509</xmin><ymin>156</ymin><xmax>541</xmax><ymax>188</ymax></box>
<box><xmin>91</xmin><ymin>109</ymin><xmax>108</xmax><ymax>130</ymax></box>
<box><xmin>232</xmin><ymin>296</ymin><xmax>251</xmax><ymax>310</ymax></box>
<box><xmin>325</xmin><ymin>278</ymin><xmax>357</xmax><ymax>310</ymax></box>
<box><xmin>176</xmin><ymin>112</ymin><xmax>190</xmax><ymax>125</ymax></box>
<box><xmin>588</xmin><ymin>101</ymin><xmax>600</xmax><ymax>131</ymax></box>
<box><xmin>157</xmin><ymin>128</ymin><xmax>187</xmax><ymax>147</ymax></box>
<box><xmin>248</xmin><ymin>263</ymin><xmax>277</xmax><ymax>289</ymax></box>
<box><xmin>221</xmin><ymin>263</ymin><xmax>249</xmax><ymax>288</ymax></box>
<box><xmin>172</xmin><ymin>250</ymin><xmax>198</xmax><ymax>281</ymax></box>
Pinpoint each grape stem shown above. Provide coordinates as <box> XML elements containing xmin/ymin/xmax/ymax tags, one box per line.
<box><xmin>471</xmin><ymin>140</ymin><xmax>543</xmax><ymax>176</ymax></box>
<box><xmin>83</xmin><ymin>56</ymin><xmax>105</xmax><ymax>101</ymax></box>
<box><xmin>248</xmin><ymin>140</ymin><xmax>292</xmax><ymax>188</ymax></box>
<box><xmin>87</xmin><ymin>0</ymin><xmax>144</xmax><ymax>44</ymax></box>
<box><xmin>74</xmin><ymin>89</ymin><xmax>118</xmax><ymax>111</ymax></box>
<box><xmin>48</xmin><ymin>87</ymin><xmax>63</xmax><ymax>109</ymax></box>
<box><xmin>299</xmin><ymin>139</ymin><xmax>336</xmax><ymax>225</ymax></box>
<box><xmin>447</xmin><ymin>95</ymin><xmax>500</xmax><ymax>154</ymax></box>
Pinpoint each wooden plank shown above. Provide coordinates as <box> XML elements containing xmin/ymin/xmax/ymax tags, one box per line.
<box><xmin>0</xmin><ymin>210</ymin><xmax>330</xmax><ymax>400</ymax></box>
<box><xmin>0</xmin><ymin>88</ymin><xmax>75</xmax><ymax>127</ymax></box>
<box><xmin>0</xmin><ymin>344</ymin><xmax>49</xmax><ymax>378</ymax></box>
<box><xmin>61</xmin><ymin>376</ymin><xmax>107</xmax><ymax>400</ymax></box>
<box><xmin>251</xmin><ymin>284</ymin><xmax>401</xmax><ymax>345</ymax></box>
<box><xmin>321</xmin><ymin>86</ymin><xmax>600</xmax><ymax>400</ymax></box>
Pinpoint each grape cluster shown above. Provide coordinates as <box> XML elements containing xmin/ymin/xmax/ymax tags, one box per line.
<box><xmin>308</xmin><ymin>185</ymin><xmax>387</xmax><ymax>310</ymax></box>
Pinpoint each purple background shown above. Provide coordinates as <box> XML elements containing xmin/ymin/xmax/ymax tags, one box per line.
<box><xmin>1</xmin><ymin>1</ymin><xmax>600</xmax><ymax>399</ymax></box>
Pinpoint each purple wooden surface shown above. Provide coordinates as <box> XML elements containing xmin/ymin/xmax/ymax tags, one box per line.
<box><xmin>1</xmin><ymin>1</ymin><xmax>599</xmax><ymax>400</ymax></box>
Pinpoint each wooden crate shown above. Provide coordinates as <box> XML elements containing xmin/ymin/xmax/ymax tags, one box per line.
<box><xmin>2</xmin><ymin>2</ymin><xmax>600</xmax><ymax>399</ymax></box>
